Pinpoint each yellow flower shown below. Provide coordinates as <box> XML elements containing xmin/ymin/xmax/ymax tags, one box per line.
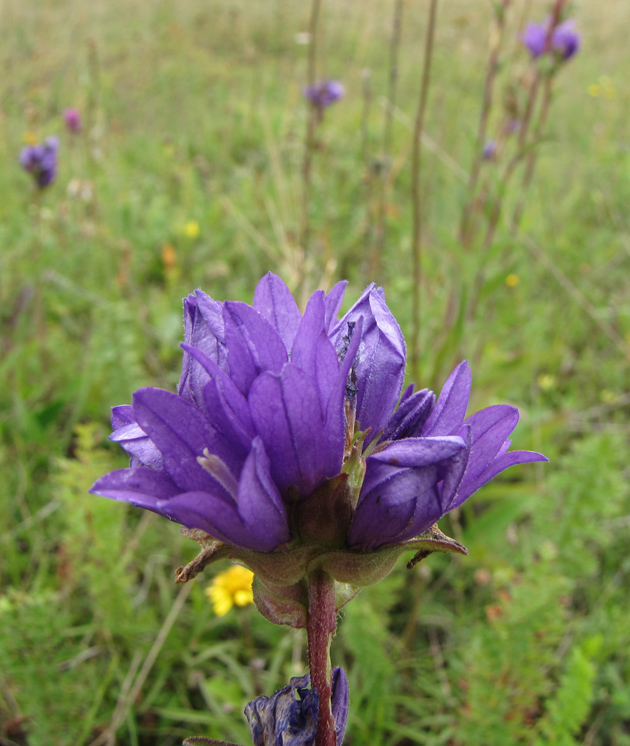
<box><xmin>506</xmin><ymin>273</ymin><xmax>519</xmax><ymax>288</ymax></box>
<box><xmin>205</xmin><ymin>565</ymin><xmax>254</xmax><ymax>616</ymax></box>
<box><xmin>537</xmin><ymin>373</ymin><xmax>556</xmax><ymax>391</ymax></box>
<box><xmin>23</xmin><ymin>131</ymin><xmax>39</xmax><ymax>145</ymax></box>
<box><xmin>183</xmin><ymin>220</ymin><xmax>200</xmax><ymax>238</ymax></box>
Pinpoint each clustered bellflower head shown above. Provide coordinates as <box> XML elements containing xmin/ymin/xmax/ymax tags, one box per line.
<box><xmin>91</xmin><ymin>274</ymin><xmax>547</xmax><ymax>627</ymax></box>
<box><xmin>19</xmin><ymin>136</ymin><xmax>59</xmax><ymax>189</ymax></box>
<box><xmin>521</xmin><ymin>18</ymin><xmax>580</xmax><ymax>62</ymax></box>
<box><xmin>303</xmin><ymin>80</ymin><xmax>345</xmax><ymax>109</ymax></box>
<box><xmin>63</xmin><ymin>108</ymin><xmax>82</xmax><ymax>133</ymax></box>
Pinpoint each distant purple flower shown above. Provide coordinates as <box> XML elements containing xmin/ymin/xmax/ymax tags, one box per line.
<box><xmin>19</xmin><ymin>136</ymin><xmax>59</xmax><ymax>189</ymax></box>
<box><xmin>303</xmin><ymin>80</ymin><xmax>345</xmax><ymax>109</ymax></box>
<box><xmin>521</xmin><ymin>18</ymin><xmax>580</xmax><ymax>62</ymax></box>
<box><xmin>63</xmin><ymin>108</ymin><xmax>82</xmax><ymax>133</ymax></box>
<box><xmin>91</xmin><ymin>274</ymin><xmax>546</xmax><ymax>559</ymax></box>
<box><xmin>482</xmin><ymin>140</ymin><xmax>497</xmax><ymax>161</ymax></box>
<box><xmin>552</xmin><ymin>20</ymin><xmax>580</xmax><ymax>61</ymax></box>
<box><xmin>246</xmin><ymin>668</ymin><xmax>348</xmax><ymax>746</ymax></box>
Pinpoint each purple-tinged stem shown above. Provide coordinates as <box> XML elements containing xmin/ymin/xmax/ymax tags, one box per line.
<box><xmin>410</xmin><ymin>0</ymin><xmax>439</xmax><ymax>382</ymax></box>
<box><xmin>307</xmin><ymin>569</ymin><xmax>337</xmax><ymax>746</ymax></box>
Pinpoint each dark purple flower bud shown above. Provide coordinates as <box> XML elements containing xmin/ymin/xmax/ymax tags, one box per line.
<box><xmin>19</xmin><ymin>136</ymin><xmax>58</xmax><ymax>189</ymax></box>
<box><xmin>245</xmin><ymin>668</ymin><xmax>348</xmax><ymax>746</ymax></box>
<box><xmin>63</xmin><ymin>108</ymin><xmax>82</xmax><ymax>133</ymax></box>
<box><xmin>482</xmin><ymin>140</ymin><xmax>497</xmax><ymax>161</ymax></box>
<box><xmin>303</xmin><ymin>80</ymin><xmax>345</xmax><ymax>109</ymax></box>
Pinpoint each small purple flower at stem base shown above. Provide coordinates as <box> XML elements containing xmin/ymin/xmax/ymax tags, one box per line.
<box><xmin>19</xmin><ymin>136</ymin><xmax>59</xmax><ymax>189</ymax></box>
<box><xmin>63</xmin><ymin>108</ymin><xmax>82</xmax><ymax>133</ymax></box>
<box><xmin>245</xmin><ymin>668</ymin><xmax>349</xmax><ymax>746</ymax></box>
<box><xmin>303</xmin><ymin>80</ymin><xmax>345</xmax><ymax>109</ymax></box>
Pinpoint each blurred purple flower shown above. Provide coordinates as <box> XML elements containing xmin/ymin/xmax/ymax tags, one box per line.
<box><xmin>245</xmin><ymin>668</ymin><xmax>348</xmax><ymax>746</ymax></box>
<box><xmin>482</xmin><ymin>140</ymin><xmax>497</xmax><ymax>161</ymax></box>
<box><xmin>91</xmin><ymin>274</ymin><xmax>546</xmax><ymax>556</ymax></box>
<box><xmin>63</xmin><ymin>108</ymin><xmax>82</xmax><ymax>133</ymax></box>
<box><xmin>19</xmin><ymin>136</ymin><xmax>59</xmax><ymax>189</ymax></box>
<box><xmin>521</xmin><ymin>18</ymin><xmax>580</xmax><ymax>61</ymax></box>
<box><xmin>552</xmin><ymin>20</ymin><xmax>580</xmax><ymax>61</ymax></box>
<box><xmin>303</xmin><ymin>80</ymin><xmax>345</xmax><ymax>109</ymax></box>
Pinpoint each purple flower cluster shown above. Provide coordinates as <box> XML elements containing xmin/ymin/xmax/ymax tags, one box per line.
<box><xmin>91</xmin><ymin>274</ymin><xmax>546</xmax><ymax>556</ymax></box>
<box><xmin>246</xmin><ymin>668</ymin><xmax>348</xmax><ymax>746</ymax></box>
<box><xmin>303</xmin><ymin>80</ymin><xmax>345</xmax><ymax>109</ymax></box>
<box><xmin>19</xmin><ymin>136</ymin><xmax>59</xmax><ymax>188</ymax></box>
<box><xmin>521</xmin><ymin>19</ymin><xmax>580</xmax><ymax>61</ymax></box>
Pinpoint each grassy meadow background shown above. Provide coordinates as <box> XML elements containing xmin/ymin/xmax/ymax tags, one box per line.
<box><xmin>1</xmin><ymin>0</ymin><xmax>630</xmax><ymax>743</ymax></box>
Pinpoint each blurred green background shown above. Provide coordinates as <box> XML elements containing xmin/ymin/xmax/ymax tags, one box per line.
<box><xmin>1</xmin><ymin>0</ymin><xmax>629</xmax><ymax>744</ymax></box>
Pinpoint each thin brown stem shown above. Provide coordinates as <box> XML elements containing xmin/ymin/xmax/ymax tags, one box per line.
<box><xmin>459</xmin><ymin>0</ymin><xmax>510</xmax><ymax>248</ymax></box>
<box><xmin>371</xmin><ymin>0</ymin><xmax>404</xmax><ymax>279</ymax></box>
<box><xmin>307</xmin><ymin>569</ymin><xmax>337</xmax><ymax>746</ymax></box>
<box><xmin>300</xmin><ymin>0</ymin><xmax>323</xmax><ymax>300</ymax></box>
<box><xmin>410</xmin><ymin>0</ymin><xmax>439</xmax><ymax>381</ymax></box>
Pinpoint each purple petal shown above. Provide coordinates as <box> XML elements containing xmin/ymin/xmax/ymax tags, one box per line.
<box><xmin>291</xmin><ymin>290</ymin><xmax>340</xmax><ymax>411</ymax></box>
<box><xmin>324</xmin><ymin>280</ymin><xmax>347</xmax><ymax>332</ymax></box>
<box><xmin>109</xmin><ymin>421</ymin><xmax>163</xmax><ymax>470</ymax></box>
<box><xmin>461</xmin><ymin>405</ymin><xmax>520</xmax><ymax>482</ymax></box>
<box><xmin>178</xmin><ymin>290</ymin><xmax>226</xmax><ymax>405</ymax></box>
<box><xmin>236</xmin><ymin>437</ymin><xmax>290</xmax><ymax>547</ymax></box>
<box><xmin>331</xmin><ymin>667</ymin><xmax>349</xmax><ymax>745</ymax></box>
<box><xmin>249</xmin><ymin>363</ymin><xmax>342</xmax><ymax>496</ymax></box>
<box><xmin>111</xmin><ymin>404</ymin><xmax>134</xmax><ymax>429</ymax></box>
<box><xmin>181</xmin><ymin>343</ymin><xmax>255</xmax><ymax>453</ymax></box>
<box><xmin>156</xmin><ymin>489</ymin><xmax>257</xmax><ymax>548</ymax></box>
<box><xmin>253</xmin><ymin>272</ymin><xmax>302</xmax><ymax>353</ymax></box>
<box><xmin>368</xmin><ymin>436</ymin><xmax>465</xmax><ymax>469</ymax></box>
<box><xmin>349</xmin><ymin>463</ymin><xmax>443</xmax><ymax>549</ymax></box>
<box><xmin>422</xmin><ymin>361</ymin><xmax>471</xmax><ymax>437</ymax></box>
<box><xmin>382</xmin><ymin>388</ymin><xmax>436</xmax><ymax>441</ymax></box>
<box><xmin>223</xmin><ymin>301</ymin><xmax>288</xmax><ymax>396</ymax></box>
<box><xmin>90</xmin><ymin>467</ymin><xmax>178</xmax><ymax>517</ymax></box>
<box><xmin>133</xmin><ymin>387</ymin><xmax>238</xmax><ymax>492</ymax></box>
<box><xmin>454</xmin><ymin>449</ymin><xmax>548</xmax><ymax>509</ymax></box>
<box><xmin>334</xmin><ymin>286</ymin><xmax>406</xmax><ymax>443</ymax></box>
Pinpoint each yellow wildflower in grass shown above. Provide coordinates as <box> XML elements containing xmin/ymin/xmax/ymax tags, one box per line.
<box><xmin>183</xmin><ymin>220</ymin><xmax>200</xmax><ymax>239</ymax></box>
<box><xmin>23</xmin><ymin>131</ymin><xmax>39</xmax><ymax>145</ymax></box>
<box><xmin>206</xmin><ymin>565</ymin><xmax>254</xmax><ymax>616</ymax></box>
<box><xmin>588</xmin><ymin>76</ymin><xmax>616</xmax><ymax>99</ymax></box>
<box><xmin>506</xmin><ymin>273</ymin><xmax>519</xmax><ymax>288</ymax></box>
<box><xmin>538</xmin><ymin>373</ymin><xmax>556</xmax><ymax>392</ymax></box>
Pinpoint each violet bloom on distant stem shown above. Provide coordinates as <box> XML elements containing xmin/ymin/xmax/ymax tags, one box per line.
<box><xmin>521</xmin><ymin>18</ymin><xmax>580</xmax><ymax>62</ymax></box>
<box><xmin>19</xmin><ymin>136</ymin><xmax>59</xmax><ymax>189</ymax></box>
<box><xmin>63</xmin><ymin>108</ymin><xmax>82</xmax><ymax>133</ymax></box>
<box><xmin>91</xmin><ymin>273</ymin><xmax>547</xmax><ymax>626</ymax></box>
<box><xmin>303</xmin><ymin>80</ymin><xmax>345</xmax><ymax>109</ymax></box>
<box><xmin>482</xmin><ymin>140</ymin><xmax>497</xmax><ymax>161</ymax></box>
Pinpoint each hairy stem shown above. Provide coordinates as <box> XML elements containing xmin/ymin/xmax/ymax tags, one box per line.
<box><xmin>307</xmin><ymin>568</ymin><xmax>337</xmax><ymax>746</ymax></box>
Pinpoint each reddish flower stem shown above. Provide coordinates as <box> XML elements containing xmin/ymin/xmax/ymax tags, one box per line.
<box><xmin>307</xmin><ymin>568</ymin><xmax>337</xmax><ymax>746</ymax></box>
